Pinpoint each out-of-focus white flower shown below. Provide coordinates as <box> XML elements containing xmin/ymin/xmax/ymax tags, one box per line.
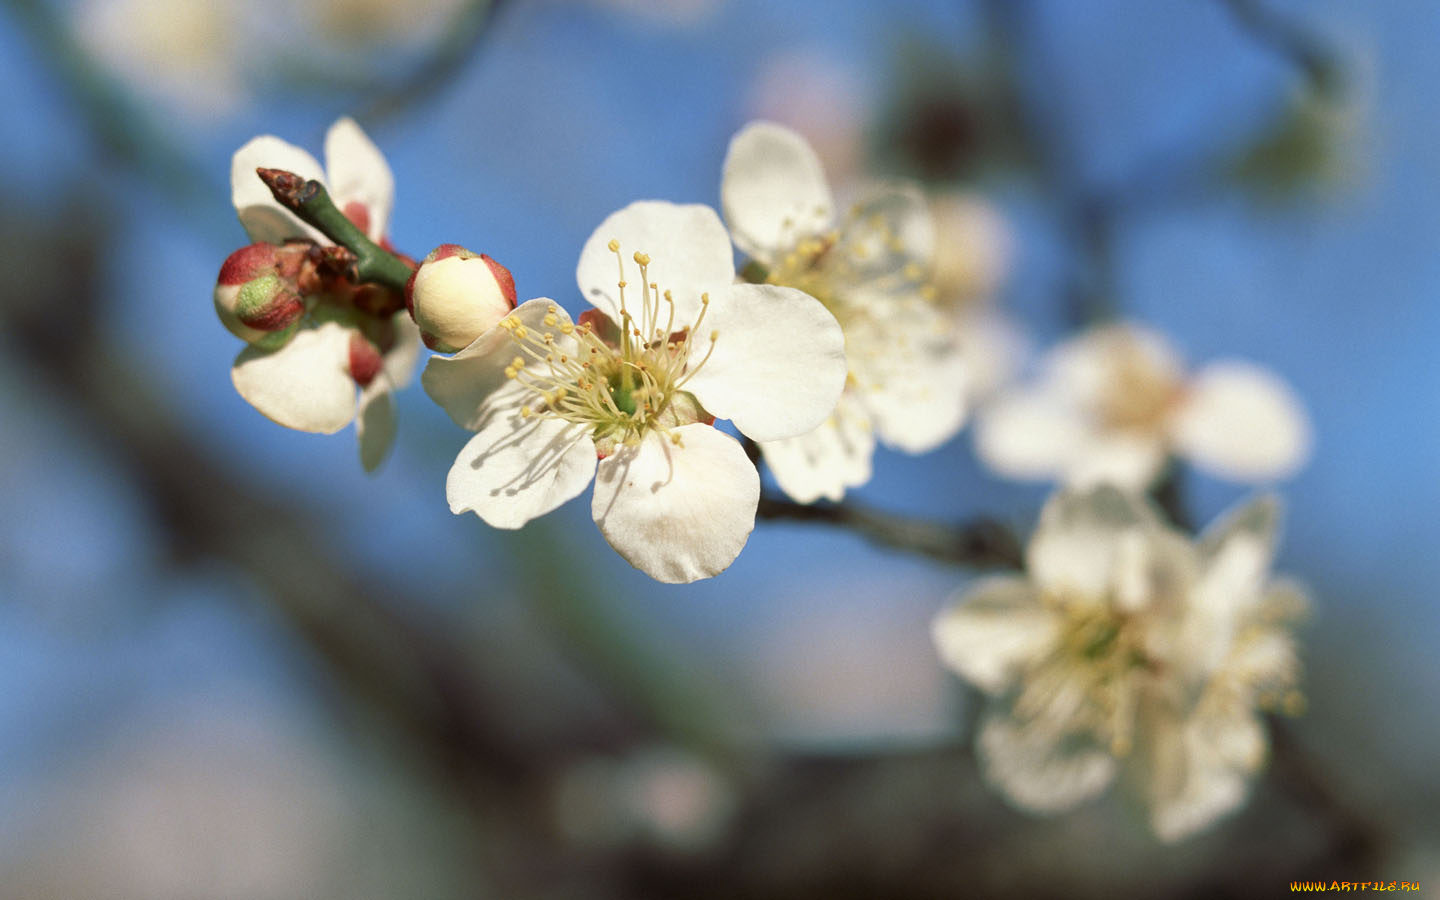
<box><xmin>928</xmin><ymin>190</ymin><xmax>1025</xmax><ymax>406</ymax></box>
<box><xmin>224</xmin><ymin>118</ymin><xmax>418</xmax><ymax>471</ymax></box>
<box><xmin>976</xmin><ymin>322</ymin><xmax>1310</xmax><ymax>489</ymax></box>
<box><xmin>932</xmin><ymin>486</ymin><xmax>1307</xmax><ymax>841</ymax></box>
<box><xmin>722</xmin><ymin>122</ymin><xmax>969</xmax><ymax>504</ymax></box>
<box><xmin>423</xmin><ymin>200</ymin><xmax>846</xmax><ymax>583</ymax></box>
<box><xmin>74</xmin><ymin>0</ymin><xmax>247</xmax><ymax>118</ymax></box>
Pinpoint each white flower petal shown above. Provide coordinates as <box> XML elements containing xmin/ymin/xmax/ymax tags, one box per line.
<box><xmin>953</xmin><ymin>309</ymin><xmax>1027</xmax><ymax>405</ymax></box>
<box><xmin>591</xmin><ymin>424</ymin><xmax>759</xmax><ymax>583</ymax></box>
<box><xmin>1027</xmin><ymin>486</ymin><xmax>1173</xmax><ymax>604</ymax></box>
<box><xmin>422</xmin><ymin>298</ymin><xmax>567</xmax><ymax>430</ymax></box>
<box><xmin>1145</xmin><ymin>706</ymin><xmax>1259</xmax><ymax>842</ymax></box>
<box><xmin>974</xmin><ymin>390</ymin><xmax>1091</xmax><ymax>481</ymax></box>
<box><xmin>932</xmin><ymin>577</ymin><xmax>1059</xmax><ymax>695</ymax></box>
<box><xmin>231</xmin><ymin>135</ymin><xmax>327</xmax><ymax>245</ymax></box>
<box><xmin>1063</xmin><ymin>432</ymin><xmax>1168</xmax><ymax>490</ymax></box>
<box><xmin>854</xmin><ymin>323</ymin><xmax>968</xmax><ymax>453</ymax></box>
<box><xmin>1045</xmin><ymin>323</ymin><xmax>1183</xmax><ymax>410</ymax></box>
<box><xmin>575</xmin><ymin>201</ymin><xmax>735</xmax><ymax>326</ymax></box>
<box><xmin>1182</xmin><ymin>495</ymin><xmax>1281</xmax><ymax>675</ymax></box>
<box><xmin>381</xmin><ymin>312</ymin><xmax>422</xmax><ymax>391</ymax></box>
<box><xmin>1171</xmin><ymin>361</ymin><xmax>1311</xmax><ymax>482</ymax></box>
<box><xmin>356</xmin><ymin>379</ymin><xmax>397</xmax><ymax>473</ymax></box>
<box><xmin>324</xmin><ymin>116</ymin><xmax>394</xmax><ymax>242</ymax></box>
<box><xmin>721</xmin><ymin>121</ymin><xmax>835</xmax><ymax>263</ymax></box>
<box><xmin>682</xmin><ymin>283</ymin><xmax>846</xmax><ymax>442</ymax></box>
<box><xmin>838</xmin><ymin>180</ymin><xmax>935</xmax><ymax>271</ymax></box>
<box><xmin>231</xmin><ymin>322</ymin><xmax>357</xmax><ymax>434</ymax></box>
<box><xmin>757</xmin><ymin>390</ymin><xmax>874</xmax><ymax>503</ymax></box>
<box><xmin>977</xmin><ymin>714</ymin><xmax>1117</xmax><ymax>814</ymax></box>
<box><xmin>446</xmin><ymin>409</ymin><xmax>597</xmax><ymax>530</ymax></box>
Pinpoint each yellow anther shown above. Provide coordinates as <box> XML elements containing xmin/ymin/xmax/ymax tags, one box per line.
<box><xmin>709</xmin><ymin>330</ymin><xmax>718</xmax><ymax>342</ymax></box>
<box><xmin>633</xmin><ymin>251</ymin><xmax>650</xmax><ymax>266</ymax></box>
<box><xmin>618</xmin><ymin>280</ymin><xmax>627</xmax><ymax>288</ymax></box>
<box><xmin>520</xmin><ymin>405</ymin><xmax>533</xmax><ymax>418</ymax></box>
<box><xmin>560</xmin><ymin>322</ymin><xmax>574</xmax><ymax>334</ymax></box>
<box><xmin>663</xmin><ymin>290</ymin><xmax>672</xmax><ymax>301</ymax></box>
<box><xmin>700</xmin><ymin>292</ymin><xmax>710</xmax><ymax>305</ymax></box>
<box><xmin>504</xmin><ymin>367</ymin><xmax>517</xmax><ymax>379</ymax></box>
<box><xmin>511</xmin><ymin>356</ymin><xmax>524</xmax><ymax>368</ymax></box>
<box><xmin>543</xmin><ymin>314</ymin><xmax>558</xmax><ymax>327</ymax></box>
<box><xmin>513</xmin><ymin>325</ymin><xmax>528</xmax><ymax>339</ymax></box>
<box><xmin>607</xmin><ymin>239</ymin><xmax>620</xmax><ymax>252</ymax></box>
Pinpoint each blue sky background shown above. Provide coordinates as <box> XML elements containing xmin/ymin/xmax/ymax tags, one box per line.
<box><xmin>0</xmin><ymin>0</ymin><xmax>1437</xmax><ymax>888</ymax></box>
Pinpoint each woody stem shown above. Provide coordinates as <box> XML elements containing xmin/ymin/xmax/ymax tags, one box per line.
<box><xmin>256</xmin><ymin>167</ymin><xmax>414</xmax><ymax>292</ymax></box>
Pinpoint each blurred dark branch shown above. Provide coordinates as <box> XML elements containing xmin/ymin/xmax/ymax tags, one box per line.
<box><xmin>1269</xmin><ymin>718</ymin><xmax>1386</xmax><ymax>874</ymax></box>
<box><xmin>2</xmin><ymin>0</ymin><xmax>211</xmax><ymax>203</ymax></box>
<box><xmin>358</xmin><ymin>0</ymin><xmax>509</xmax><ymax>123</ymax></box>
<box><xmin>1219</xmin><ymin>0</ymin><xmax>1341</xmax><ymax>96</ymax></box>
<box><xmin>757</xmin><ymin>493</ymin><xmax>1024</xmax><ymax>570</ymax></box>
<box><xmin>3</xmin><ymin>207</ymin><xmax>541</xmax><ymax>790</ymax></box>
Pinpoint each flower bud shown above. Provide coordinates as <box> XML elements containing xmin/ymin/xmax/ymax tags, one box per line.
<box><xmin>404</xmin><ymin>244</ymin><xmax>516</xmax><ymax>353</ymax></box>
<box><xmin>348</xmin><ymin>331</ymin><xmax>384</xmax><ymax>387</ymax></box>
<box><xmin>215</xmin><ymin>243</ymin><xmax>307</xmax><ymax>349</ymax></box>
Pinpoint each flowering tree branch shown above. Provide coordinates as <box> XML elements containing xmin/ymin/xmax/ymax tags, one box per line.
<box><xmin>756</xmin><ymin>493</ymin><xmax>1024</xmax><ymax>570</ymax></box>
<box><xmin>256</xmin><ymin>167</ymin><xmax>414</xmax><ymax>291</ymax></box>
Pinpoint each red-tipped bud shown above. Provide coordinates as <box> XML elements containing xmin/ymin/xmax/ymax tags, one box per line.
<box><xmin>348</xmin><ymin>331</ymin><xmax>384</xmax><ymax>387</ymax></box>
<box><xmin>404</xmin><ymin>244</ymin><xmax>517</xmax><ymax>353</ymax></box>
<box><xmin>215</xmin><ymin>243</ymin><xmax>309</xmax><ymax>348</ymax></box>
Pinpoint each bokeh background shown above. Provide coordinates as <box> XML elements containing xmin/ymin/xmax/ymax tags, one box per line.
<box><xmin>1</xmin><ymin>0</ymin><xmax>1438</xmax><ymax>896</ymax></box>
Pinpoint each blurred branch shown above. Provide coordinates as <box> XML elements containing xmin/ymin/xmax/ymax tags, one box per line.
<box><xmin>1</xmin><ymin>0</ymin><xmax>211</xmax><ymax>202</ymax></box>
<box><xmin>3</xmin><ymin>204</ymin><xmax>544</xmax><ymax>792</ymax></box>
<box><xmin>358</xmin><ymin>0</ymin><xmax>509</xmax><ymax>123</ymax></box>
<box><xmin>498</xmin><ymin>523</ymin><xmax>752</xmax><ymax>766</ymax></box>
<box><xmin>1268</xmin><ymin>718</ymin><xmax>1386</xmax><ymax>874</ymax></box>
<box><xmin>757</xmin><ymin>493</ymin><xmax>1024</xmax><ymax>570</ymax></box>
<box><xmin>1218</xmin><ymin>0</ymin><xmax>1341</xmax><ymax>96</ymax></box>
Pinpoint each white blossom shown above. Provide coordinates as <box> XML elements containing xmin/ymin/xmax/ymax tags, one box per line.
<box><xmin>932</xmin><ymin>486</ymin><xmax>1307</xmax><ymax>841</ymax></box>
<box><xmin>976</xmin><ymin>322</ymin><xmax>1310</xmax><ymax>489</ymax></box>
<box><xmin>226</xmin><ymin>118</ymin><xmax>418</xmax><ymax>471</ymax></box>
<box><xmin>721</xmin><ymin>121</ymin><xmax>969</xmax><ymax>504</ymax></box>
<box><xmin>423</xmin><ymin>201</ymin><xmax>847</xmax><ymax>583</ymax></box>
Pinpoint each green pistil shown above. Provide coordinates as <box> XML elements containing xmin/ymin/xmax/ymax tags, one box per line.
<box><xmin>608</xmin><ymin>373</ymin><xmax>638</xmax><ymax>416</ymax></box>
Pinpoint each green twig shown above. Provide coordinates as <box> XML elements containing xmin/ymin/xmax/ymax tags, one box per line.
<box><xmin>257</xmin><ymin>167</ymin><xmax>413</xmax><ymax>291</ymax></box>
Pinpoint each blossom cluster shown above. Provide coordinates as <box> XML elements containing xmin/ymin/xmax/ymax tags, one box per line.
<box><xmin>217</xmin><ymin>115</ymin><xmax>1313</xmax><ymax>840</ymax></box>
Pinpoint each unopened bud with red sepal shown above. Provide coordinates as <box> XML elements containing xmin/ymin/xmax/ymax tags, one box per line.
<box><xmin>404</xmin><ymin>244</ymin><xmax>516</xmax><ymax>353</ymax></box>
<box><xmin>348</xmin><ymin>331</ymin><xmax>384</xmax><ymax>387</ymax></box>
<box><xmin>215</xmin><ymin>243</ymin><xmax>308</xmax><ymax>350</ymax></box>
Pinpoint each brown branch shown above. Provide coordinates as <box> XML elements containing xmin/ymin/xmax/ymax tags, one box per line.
<box><xmin>757</xmin><ymin>493</ymin><xmax>1024</xmax><ymax>570</ymax></box>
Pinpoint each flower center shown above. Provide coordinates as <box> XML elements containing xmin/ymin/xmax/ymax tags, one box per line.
<box><xmin>1096</xmin><ymin>336</ymin><xmax>1184</xmax><ymax>435</ymax></box>
<box><xmin>1014</xmin><ymin>601</ymin><xmax>1152</xmax><ymax>757</ymax></box>
<box><xmin>759</xmin><ymin>208</ymin><xmax>943</xmax><ymax>393</ymax></box>
<box><xmin>498</xmin><ymin>241</ymin><xmax>717</xmax><ymax>450</ymax></box>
